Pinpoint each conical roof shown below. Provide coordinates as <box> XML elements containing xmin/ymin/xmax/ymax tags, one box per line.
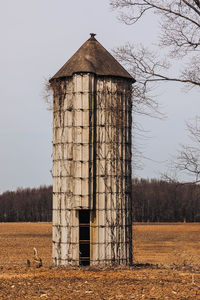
<box><xmin>50</xmin><ymin>34</ymin><xmax>135</xmax><ymax>82</ymax></box>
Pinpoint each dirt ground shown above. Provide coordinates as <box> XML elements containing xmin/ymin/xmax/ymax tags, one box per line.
<box><xmin>0</xmin><ymin>223</ymin><xmax>200</xmax><ymax>299</ymax></box>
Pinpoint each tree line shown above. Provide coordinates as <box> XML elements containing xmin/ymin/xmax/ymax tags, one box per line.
<box><xmin>0</xmin><ymin>186</ymin><xmax>52</xmax><ymax>222</ymax></box>
<box><xmin>0</xmin><ymin>180</ymin><xmax>200</xmax><ymax>222</ymax></box>
<box><xmin>132</xmin><ymin>179</ymin><xmax>200</xmax><ymax>222</ymax></box>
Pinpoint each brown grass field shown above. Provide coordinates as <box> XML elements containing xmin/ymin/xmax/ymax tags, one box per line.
<box><xmin>1</xmin><ymin>223</ymin><xmax>200</xmax><ymax>299</ymax></box>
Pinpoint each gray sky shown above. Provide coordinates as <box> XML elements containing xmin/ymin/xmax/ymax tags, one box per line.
<box><xmin>0</xmin><ymin>0</ymin><xmax>199</xmax><ymax>193</ymax></box>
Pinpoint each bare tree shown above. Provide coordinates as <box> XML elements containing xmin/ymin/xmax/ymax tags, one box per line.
<box><xmin>110</xmin><ymin>0</ymin><xmax>200</xmax><ymax>94</ymax></box>
<box><xmin>161</xmin><ymin>116</ymin><xmax>200</xmax><ymax>183</ymax></box>
<box><xmin>175</xmin><ymin>116</ymin><xmax>200</xmax><ymax>183</ymax></box>
<box><xmin>110</xmin><ymin>0</ymin><xmax>200</xmax><ymax>178</ymax></box>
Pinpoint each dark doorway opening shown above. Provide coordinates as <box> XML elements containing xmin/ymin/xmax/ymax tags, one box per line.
<box><xmin>79</xmin><ymin>210</ymin><xmax>90</xmax><ymax>266</ymax></box>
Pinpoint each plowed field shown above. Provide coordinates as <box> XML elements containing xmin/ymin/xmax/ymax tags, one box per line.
<box><xmin>0</xmin><ymin>223</ymin><xmax>200</xmax><ymax>299</ymax></box>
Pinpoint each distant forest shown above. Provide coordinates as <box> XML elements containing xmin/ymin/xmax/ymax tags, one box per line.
<box><xmin>132</xmin><ymin>179</ymin><xmax>200</xmax><ymax>222</ymax></box>
<box><xmin>0</xmin><ymin>186</ymin><xmax>52</xmax><ymax>222</ymax></box>
<box><xmin>0</xmin><ymin>179</ymin><xmax>200</xmax><ymax>222</ymax></box>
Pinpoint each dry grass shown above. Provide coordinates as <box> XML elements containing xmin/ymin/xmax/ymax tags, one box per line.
<box><xmin>0</xmin><ymin>222</ymin><xmax>52</xmax><ymax>267</ymax></box>
<box><xmin>1</xmin><ymin>222</ymin><xmax>200</xmax><ymax>299</ymax></box>
<box><xmin>133</xmin><ymin>223</ymin><xmax>200</xmax><ymax>269</ymax></box>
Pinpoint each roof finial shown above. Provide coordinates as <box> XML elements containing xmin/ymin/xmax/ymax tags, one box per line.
<box><xmin>90</xmin><ymin>33</ymin><xmax>96</xmax><ymax>40</ymax></box>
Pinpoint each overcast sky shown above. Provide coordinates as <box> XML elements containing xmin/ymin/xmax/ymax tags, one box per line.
<box><xmin>0</xmin><ymin>0</ymin><xmax>199</xmax><ymax>193</ymax></box>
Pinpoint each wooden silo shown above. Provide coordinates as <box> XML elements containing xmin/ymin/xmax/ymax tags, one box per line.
<box><xmin>50</xmin><ymin>34</ymin><xmax>135</xmax><ymax>266</ymax></box>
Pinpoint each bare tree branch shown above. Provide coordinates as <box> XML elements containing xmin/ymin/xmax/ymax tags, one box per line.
<box><xmin>182</xmin><ymin>0</ymin><xmax>200</xmax><ymax>16</ymax></box>
<box><xmin>110</xmin><ymin>0</ymin><xmax>200</xmax><ymax>180</ymax></box>
<box><xmin>164</xmin><ymin>117</ymin><xmax>200</xmax><ymax>183</ymax></box>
